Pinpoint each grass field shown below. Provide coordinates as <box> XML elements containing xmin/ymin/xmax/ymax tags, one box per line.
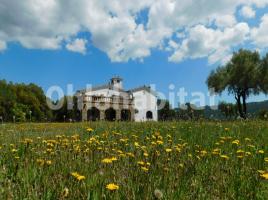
<box><xmin>0</xmin><ymin>121</ymin><xmax>268</xmax><ymax>200</ymax></box>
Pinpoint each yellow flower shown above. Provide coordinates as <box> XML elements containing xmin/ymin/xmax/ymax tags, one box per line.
<box><xmin>62</xmin><ymin>187</ymin><xmax>69</xmax><ymax>198</ymax></box>
<box><xmin>232</xmin><ymin>140</ymin><xmax>240</xmax><ymax>145</ymax></box>
<box><xmin>156</xmin><ymin>140</ymin><xmax>163</xmax><ymax>145</ymax></box>
<box><xmin>71</xmin><ymin>172</ymin><xmax>86</xmax><ymax>181</ymax></box>
<box><xmin>141</xmin><ymin>166</ymin><xmax>149</xmax><ymax>172</ymax></box>
<box><xmin>36</xmin><ymin>159</ymin><xmax>45</xmax><ymax>166</ymax></box>
<box><xmin>106</xmin><ymin>183</ymin><xmax>119</xmax><ymax>191</ymax></box>
<box><xmin>46</xmin><ymin>160</ymin><xmax>52</xmax><ymax>165</ymax></box>
<box><xmin>77</xmin><ymin>175</ymin><xmax>86</xmax><ymax>181</ymax></box>
<box><xmin>143</xmin><ymin>152</ymin><xmax>149</xmax><ymax>157</ymax></box>
<box><xmin>137</xmin><ymin>161</ymin><xmax>145</xmax><ymax>166</ymax></box>
<box><xmin>165</xmin><ymin>148</ymin><xmax>172</xmax><ymax>153</ymax></box>
<box><xmin>220</xmin><ymin>155</ymin><xmax>229</xmax><ymax>160</ymax></box>
<box><xmin>260</xmin><ymin>173</ymin><xmax>268</xmax><ymax>180</ymax></box>
<box><xmin>87</xmin><ymin>128</ymin><xmax>94</xmax><ymax>132</ymax></box>
<box><xmin>101</xmin><ymin>158</ymin><xmax>113</xmax><ymax>164</ymax></box>
<box><xmin>236</xmin><ymin>149</ymin><xmax>244</xmax><ymax>154</ymax></box>
<box><xmin>258</xmin><ymin>150</ymin><xmax>265</xmax><ymax>154</ymax></box>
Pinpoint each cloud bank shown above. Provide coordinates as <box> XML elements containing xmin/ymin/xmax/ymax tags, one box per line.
<box><xmin>0</xmin><ymin>0</ymin><xmax>268</xmax><ymax>64</ymax></box>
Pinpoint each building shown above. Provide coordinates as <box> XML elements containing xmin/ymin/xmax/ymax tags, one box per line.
<box><xmin>76</xmin><ymin>77</ymin><xmax>158</xmax><ymax>122</ymax></box>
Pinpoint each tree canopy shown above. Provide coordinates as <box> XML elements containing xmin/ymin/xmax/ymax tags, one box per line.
<box><xmin>207</xmin><ymin>49</ymin><xmax>268</xmax><ymax>118</ymax></box>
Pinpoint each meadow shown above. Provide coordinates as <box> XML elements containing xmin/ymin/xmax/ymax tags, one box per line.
<box><xmin>0</xmin><ymin>121</ymin><xmax>268</xmax><ymax>200</ymax></box>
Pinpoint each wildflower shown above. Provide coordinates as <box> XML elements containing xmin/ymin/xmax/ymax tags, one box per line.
<box><xmin>46</xmin><ymin>160</ymin><xmax>52</xmax><ymax>165</ymax></box>
<box><xmin>154</xmin><ymin>189</ymin><xmax>163</xmax><ymax>199</ymax></box>
<box><xmin>224</xmin><ymin>128</ymin><xmax>230</xmax><ymax>131</ymax></box>
<box><xmin>11</xmin><ymin>148</ymin><xmax>17</xmax><ymax>153</ymax></box>
<box><xmin>62</xmin><ymin>187</ymin><xmax>69</xmax><ymax>198</ymax></box>
<box><xmin>71</xmin><ymin>172</ymin><xmax>86</xmax><ymax>181</ymax></box>
<box><xmin>87</xmin><ymin>128</ymin><xmax>94</xmax><ymax>132</ymax></box>
<box><xmin>141</xmin><ymin>166</ymin><xmax>149</xmax><ymax>172</ymax></box>
<box><xmin>134</xmin><ymin>142</ymin><xmax>140</xmax><ymax>147</ymax></box>
<box><xmin>165</xmin><ymin>148</ymin><xmax>172</xmax><ymax>153</ymax></box>
<box><xmin>101</xmin><ymin>158</ymin><xmax>113</xmax><ymax>164</ymax></box>
<box><xmin>137</xmin><ymin>161</ymin><xmax>145</xmax><ymax>166</ymax></box>
<box><xmin>143</xmin><ymin>152</ymin><xmax>149</xmax><ymax>157</ymax></box>
<box><xmin>36</xmin><ymin>159</ymin><xmax>45</xmax><ymax>166</ymax></box>
<box><xmin>236</xmin><ymin>149</ymin><xmax>244</xmax><ymax>154</ymax></box>
<box><xmin>220</xmin><ymin>155</ymin><xmax>229</xmax><ymax>160</ymax></box>
<box><xmin>260</xmin><ymin>173</ymin><xmax>268</xmax><ymax>180</ymax></box>
<box><xmin>258</xmin><ymin>150</ymin><xmax>265</xmax><ymax>154</ymax></box>
<box><xmin>232</xmin><ymin>140</ymin><xmax>240</xmax><ymax>145</ymax></box>
<box><xmin>106</xmin><ymin>183</ymin><xmax>119</xmax><ymax>191</ymax></box>
<box><xmin>77</xmin><ymin>175</ymin><xmax>86</xmax><ymax>181</ymax></box>
<box><xmin>157</xmin><ymin>140</ymin><xmax>163</xmax><ymax>145</ymax></box>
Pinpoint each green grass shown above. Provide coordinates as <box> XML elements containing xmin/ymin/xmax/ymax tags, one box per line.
<box><xmin>0</xmin><ymin>121</ymin><xmax>268</xmax><ymax>200</ymax></box>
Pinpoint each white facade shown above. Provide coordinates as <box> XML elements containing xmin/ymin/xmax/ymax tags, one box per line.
<box><xmin>77</xmin><ymin>77</ymin><xmax>158</xmax><ymax>122</ymax></box>
<box><xmin>132</xmin><ymin>90</ymin><xmax>158</xmax><ymax>122</ymax></box>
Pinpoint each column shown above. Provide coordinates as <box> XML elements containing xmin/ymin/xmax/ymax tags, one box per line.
<box><xmin>116</xmin><ymin>109</ymin><xmax>121</xmax><ymax>121</ymax></box>
<box><xmin>100</xmin><ymin>110</ymin><xmax>105</xmax><ymax>120</ymax></box>
<box><xmin>82</xmin><ymin>104</ymin><xmax>87</xmax><ymax>122</ymax></box>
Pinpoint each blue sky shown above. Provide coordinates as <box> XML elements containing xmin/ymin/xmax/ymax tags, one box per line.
<box><xmin>0</xmin><ymin>1</ymin><xmax>268</xmax><ymax>106</ymax></box>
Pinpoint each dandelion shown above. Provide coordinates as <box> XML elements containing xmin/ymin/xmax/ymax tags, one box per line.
<box><xmin>71</xmin><ymin>172</ymin><xmax>86</xmax><ymax>181</ymax></box>
<box><xmin>101</xmin><ymin>158</ymin><xmax>113</xmax><ymax>164</ymax></box>
<box><xmin>137</xmin><ymin>161</ymin><xmax>145</xmax><ymax>166</ymax></box>
<box><xmin>87</xmin><ymin>127</ymin><xmax>94</xmax><ymax>132</ymax></box>
<box><xmin>143</xmin><ymin>152</ymin><xmax>149</xmax><ymax>157</ymax></box>
<box><xmin>156</xmin><ymin>140</ymin><xmax>163</xmax><ymax>145</ymax></box>
<box><xmin>258</xmin><ymin>150</ymin><xmax>265</xmax><ymax>154</ymax></box>
<box><xmin>165</xmin><ymin>148</ymin><xmax>172</xmax><ymax>153</ymax></box>
<box><xmin>260</xmin><ymin>173</ymin><xmax>268</xmax><ymax>180</ymax></box>
<box><xmin>154</xmin><ymin>189</ymin><xmax>163</xmax><ymax>199</ymax></box>
<box><xmin>106</xmin><ymin>183</ymin><xmax>119</xmax><ymax>191</ymax></box>
<box><xmin>62</xmin><ymin>187</ymin><xmax>69</xmax><ymax>198</ymax></box>
<box><xmin>232</xmin><ymin>140</ymin><xmax>240</xmax><ymax>145</ymax></box>
<box><xmin>220</xmin><ymin>155</ymin><xmax>229</xmax><ymax>160</ymax></box>
<box><xmin>141</xmin><ymin>166</ymin><xmax>149</xmax><ymax>172</ymax></box>
<box><xmin>46</xmin><ymin>160</ymin><xmax>52</xmax><ymax>165</ymax></box>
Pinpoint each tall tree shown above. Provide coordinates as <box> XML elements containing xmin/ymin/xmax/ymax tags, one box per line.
<box><xmin>207</xmin><ymin>49</ymin><xmax>262</xmax><ymax>119</ymax></box>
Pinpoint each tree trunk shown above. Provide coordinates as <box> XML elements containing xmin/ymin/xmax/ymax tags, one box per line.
<box><xmin>235</xmin><ymin>94</ymin><xmax>244</xmax><ymax>119</ymax></box>
<box><xmin>242</xmin><ymin>93</ymin><xmax>247</xmax><ymax>118</ymax></box>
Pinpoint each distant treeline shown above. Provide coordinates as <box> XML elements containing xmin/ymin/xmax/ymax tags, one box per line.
<box><xmin>0</xmin><ymin>80</ymin><xmax>81</xmax><ymax>122</ymax></box>
<box><xmin>157</xmin><ymin>100</ymin><xmax>268</xmax><ymax>121</ymax></box>
<box><xmin>1</xmin><ymin>80</ymin><xmax>268</xmax><ymax>122</ymax></box>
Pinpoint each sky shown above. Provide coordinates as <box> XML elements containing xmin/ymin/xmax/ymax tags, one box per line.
<box><xmin>0</xmin><ymin>0</ymin><xmax>268</xmax><ymax>107</ymax></box>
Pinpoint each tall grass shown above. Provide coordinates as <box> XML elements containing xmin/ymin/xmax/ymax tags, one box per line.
<box><xmin>0</xmin><ymin>121</ymin><xmax>267</xmax><ymax>199</ymax></box>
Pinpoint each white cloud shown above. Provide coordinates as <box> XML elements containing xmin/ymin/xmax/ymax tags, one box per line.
<box><xmin>169</xmin><ymin>23</ymin><xmax>250</xmax><ymax>64</ymax></box>
<box><xmin>251</xmin><ymin>14</ymin><xmax>268</xmax><ymax>47</ymax></box>
<box><xmin>66</xmin><ymin>39</ymin><xmax>88</xmax><ymax>54</ymax></box>
<box><xmin>0</xmin><ymin>40</ymin><xmax>7</xmax><ymax>51</ymax></box>
<box><xmin>215</xmin><ymin>15</ymin><xmax>237</xmax><ymax>28</ymax></box>
<box><xmin>0</xmin><ymin>0</ymin><xmax>267</xmax><ymax>63</ymax></box>
<box><xmin>240</xmin><ymin>6</ymin><xmax>256</xmax><ymax>18</ymax></box>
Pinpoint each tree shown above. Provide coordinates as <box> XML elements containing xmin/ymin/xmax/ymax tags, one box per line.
<box><xmin>207</xmin><ymin>49</ymin><xmax>263</xmax><ymax>119</ymax></box>
<box><xmin>158</xmin><ymin>99</ymin><xmax>176</xmax><ymax>121</ymax></box>
<box><xmin>218</xmin><ymin>101</ymin><xmax>237</xmax><ymax>119</ymax></box>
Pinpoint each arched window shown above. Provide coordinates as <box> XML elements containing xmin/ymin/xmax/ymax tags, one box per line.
<box><xmin>146</xmin><ymin>111</ymin><xmax>153</xmax><ymax>120</ymax></box>
<box><xmin>105</xmin><ymin>108</ymin><xmax>116</xmax><ymax>121</ymax></box>
<box><xmin>87</xmin><ymin>107</ymin><xmax>100</xmax><ymax>121</ymax></box>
